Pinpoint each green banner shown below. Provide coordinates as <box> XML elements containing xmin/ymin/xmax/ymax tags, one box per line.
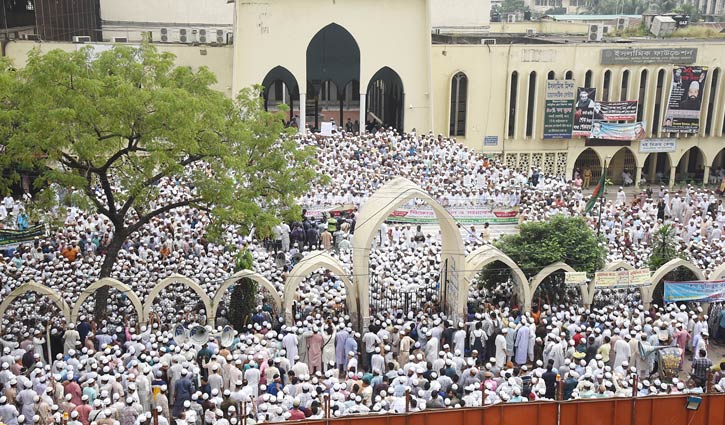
<box><xmin>543</xmin><ymin>80</ymin><xmax>576</xmax><ymax>139</ymax></box>
<box><xmin>0</xmin><ymin>224</ymin><xmax>47</xmax><ymax>249</ymax></box>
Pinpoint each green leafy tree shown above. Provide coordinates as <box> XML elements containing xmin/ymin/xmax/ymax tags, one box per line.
<box><xmin>0</xmin><ymin>44</ymin><xmax>320</xmax><ymax>316</ymax></box>
<box><xmin>228</xmin><ymin>248</ymin><xmax>258</xmax><ymax>330</ymax></box>
<box><xmin>492</xmin><ymin>0</ymin><xmax>530</xmax><ymax>15</ymax></box>
<box><xmin>649</xmin><ymin>223</ymin><xmax>696</xmax><ymax>305</ymax></box>
<box><xmin>476</xmin><ymin>215</ymin><xmax>606</xmax><ymax>306</ymax></box>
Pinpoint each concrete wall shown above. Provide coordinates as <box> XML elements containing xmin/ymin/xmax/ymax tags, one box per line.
<box><xmin>488</xmin><ymin>21</ymin><xmax>589</xmax><ymax>33</ymax></box>
<box><xmin>99</xmin><ymin>0</ymin><xmax>233</xmax><ymax>25</ymax></box>
<box><xmin>232</xmin><ymin>0</ymin><xmax>433</xmax><ymax>133</ymax></box>
<box><xmin>3</xmin><ymin>41</ymin><xmax>235</xmax><ymax>98</ymax></box>
<box><xmin>430</xmin><ymin>0</ymin><xmax>491</xmax><ymax>28</ymax></box>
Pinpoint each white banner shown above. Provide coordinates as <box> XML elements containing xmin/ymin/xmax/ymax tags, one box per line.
<box><xmin>639</xmin><ymin>138</ymin><xmax>676</xmax><ymax>153</ymax></box>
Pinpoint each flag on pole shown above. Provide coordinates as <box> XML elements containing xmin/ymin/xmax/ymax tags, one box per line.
<box><xmin>584</xmin><ymin>169</ymin><xmax>606</xmax><ymax>215</ymax></box>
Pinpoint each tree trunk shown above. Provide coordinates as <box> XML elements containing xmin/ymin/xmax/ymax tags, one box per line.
<box><xmin>93</xmin><ymin>232</ymin><xmax>126</xmax><ymax>320</ymax></box>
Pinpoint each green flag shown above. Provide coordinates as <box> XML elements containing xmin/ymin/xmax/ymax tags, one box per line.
<box><xmin>584</xmin><ymin>169</ymin><xmax>607</xmax><ymax>215</ymax></box>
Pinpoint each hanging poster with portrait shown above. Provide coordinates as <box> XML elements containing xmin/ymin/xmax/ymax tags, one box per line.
<box><xmin>572</xmin><ymin>87</ymin><xmax>599</xmax><ymax>137</ymax></box>
<box><xmin>662</xmin><ymin>65</ymin><xmax>708</xmax><ymax>134</ymax></box>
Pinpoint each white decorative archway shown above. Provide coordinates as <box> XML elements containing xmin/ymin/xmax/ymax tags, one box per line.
<box><xmin>0</xmin><ymin>282</ymin><xmax>71</xmax><ymax>332</ymax></box>
<box><xmin>709</xmin><ymin>262</ymin><xmax>725</xmax><ymax>281</ymax></box>
<box><xmin>464</xmin><ymin>245</ymin><xmax>531</xmax><ymax>311</ymax></box>
<box><xmin>212</xmin><ymin>269</ymin><xmax>283</xmax><ymax>320</ymax></box>
<box><xmin>603</xmin><ymin>261</ymin><xmax>635</xmax><ymax>271</ymax></box>
<box><xmin>352</xmin><ymin>177</ymin><xmax>466</xmax><ymax>328</ymax></box>
<box><xmin>643</xmin><ymin>258</ymin><xmax>706</xmax><ymax>306</ymax></box>
<box><xmin>529</xmin><ymin>262</ymin><xmax>590</xmax><ymax>306</ymax></box>
<box><xmin>70</xmin><ymin>278</ymin><xmax>143</xmax><ymax>324</ymax></box>
<box><xmin>283</xmin><ymin>251</ymin><xmax>356</xmax><ymax>325</ymax></box>
<box><xmin>142</xmin><ymin>274</ymin><xmax>213</xmax><ymax>326</ymax></box>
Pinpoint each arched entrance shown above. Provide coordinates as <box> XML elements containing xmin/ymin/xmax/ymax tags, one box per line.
<box><xmin>645</xmin><ymin>258</ymin><xmax>705</xmax><ymax>307</ymax></box>
<box><xmin>711</xmin><ymin>148</ymin><xmax>725</xmax><ymax>185</ymax></box>
<box><xmin>642</xmin><ymin>152</ymin><xmax>671</xmax><ymax>185</ymax></box>
<box><xmin>0</xmin><ymin>282</ymin><xmax>71</xmax><ymax>334</ymax></box>
<box><xmin>261</xmin><ymin>66</ymin><xmax>300</xmax><ymax>125</ymax></box>
<box><xmin>608</xmin><ymin>147</ymin><xmax>637</xmax><ymax>186</ymax></box>
<box><xmin>352</xmin><ymin>177</ymin><xmax>466</xmax><ymax>328</ymax></box>
<box><xmin>464</xmin><ymin>246</ymin><xmax>531</xmax><ymax>311</ymax></box>
<box><xmin>283</xmin><ymin>251</ymin><xmax>356</xmax><ymax>325</ymax></box>
<box><xmin>573</xmin><ymin>148</ymin><xmax>602</xmax><ymax>189</ymax></box>
<box><xmin>529</xmin><ymin>262</ymin><xmax>588</xmax><ymax>307</ymax></box>
<box><xmin>212</xmin><ymin>270</ymin><xmax>283</xmax><ymax>329</ymax></box>
<box><xmin>675</xmin><ymin>147</ymin><xmax>706</xmax><ymax>185</ymax></box>
<box><xmin>71</xmin><ymin>278</ymin><xmax>144</xmax><ymax>325</ymax></box>
<box><xmin>306</xmin><ymin>23</ymin><xmax>360</xmax><ymax>132</ymax></box>
<box><xmin>143</xmin><ymin>274</ymin><xmax>213</xmax><ymax>327</ymax></box>
<box><xmin>366</xmin><ymin>67</ymin><xmax>404</xmax><ymax>132</ymax></box>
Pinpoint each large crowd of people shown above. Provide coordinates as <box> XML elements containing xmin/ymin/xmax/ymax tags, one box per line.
<box><xmin>0</xmin><ymin>129</ymin><xmax>724</xmax><ymax>424</ymax></box>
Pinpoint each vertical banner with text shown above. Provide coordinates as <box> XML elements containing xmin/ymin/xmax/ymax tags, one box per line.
<box><xmin>663</xmin><ymin>65</ymin><xmax>708</xmax><ymax>134</ymax></box>
<box><xmin>543</xmin><ymin>80</ymin><xmax>576</xmax><ymax>139</ymax></box>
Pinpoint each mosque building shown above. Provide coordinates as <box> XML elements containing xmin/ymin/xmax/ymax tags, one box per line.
<box><xmin>3</xmin><ymin>0</ymin><xmax>725</xmax><ymax>188</ymax></box>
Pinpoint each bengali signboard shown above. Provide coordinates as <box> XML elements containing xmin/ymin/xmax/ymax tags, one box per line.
<box><xmin>590</xmin><ymin>121</ymin><xmax>647</xmax><ymax>141</ymax></box>
<box><xmin>598</xmin><ymin>101</ymin><xmax>638</xmax><ymax>121</ymax></box>
<box><xmin>387</xmin><ymin>206</ymin><xmax>519</xmax><ymax>224</ymax></box>
<box><xmin>601</xmin><ymin>48</ymin><xmax>698</xmax><ymax>65</ymax></box>
<box><xmin>594</xmin><ymin>269</ymin><xmax>651</xmax><ymax>288</ymax></box>
<box><xmin>639</xmin><ymin>138</ymin><xmax>677</xmax><ymax>153</ymax></box>
<box><xmin>663</xmin><ymin>65</ymin><xmax>708</xmax><ymax>134</ymax></box>
<box><xmin>664</xmin><ymin>280</ymin><xmax>725</xmax><ymax>303</ymax></box>
<box><xmin>565</xmin><ymin>272</ymin><xmax>588</xmax><ymax>286</ymax></box>
<box><xmin>573</xmin><ymin>87</ymin><xmax>597</xmax><ymax>137</ymax></box>
<box><xmin>304</xmin><ymin>206</ymin><xmax>519</xmax><ymax>225</ymax></box>
<box><xmin>543</xmin><ymin>80</ymin><xmax>576</xmax><ymax>139</ymax></box>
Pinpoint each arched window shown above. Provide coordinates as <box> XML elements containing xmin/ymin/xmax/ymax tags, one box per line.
<box><xmin>547</xmin><ymin>71</ymin><xmax>555</xmax><ymax>80</ymax></box>
<box><xmin>584</xmin><ymin>70</ymin><xmax>593</xmax><ymax>88</ymax></box>
<box><xmin>602</xmin><ymin>70</ymin><xmax>611</xmax><ymax>101</ymax></box>
<box><xmin>652</xmin><ymin>69</ymin><xmax>665</xmax><ymax>134</ymax></box>
<box><xmin>637</xmin><ymin>69</ymin><xmax>648</xmax><ymax>122</ymax></box>
<box><xmin>705</xmin><ymin>68</ymin><xmax>720</xmax><ymax>136</ymax></box>
<box><xmin>620</xmin><ymin>70</ymin><xmax>630</xmax><ymax>101</ymax></box>
<box><xmin>508</xmin><ymin>71</ymin><xmax>519</xmax><ymax>138</ymax></box>
<box><xmin>565</xmin><ymin>70</ymin><xmax>573</xmax><ymax>80</ymax></box>
<box><xmin>449</xmin><ymin>72</ymin><xmax>468</xmax><ymax>137</ymax></box>
<box><xmin>526</xmin><ymin>71</ymin><xmax>537</xmax><ymax>137</ymax></box>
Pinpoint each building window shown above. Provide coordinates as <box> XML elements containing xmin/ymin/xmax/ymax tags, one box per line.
<box><xmin>565</xmin><ymin>70</ymin><xmax>573</xmax><ymax>80</ymax></box>
<box><xmin>620</xmin><ymin>70</ymin><xmax>630</xmax><ymax>101</ymax></box>
<box><xmin>526</xmin><ymin>71</ymin><xmax>537</xmax><ymax>137</ymax></box>
<box><xmin>508</xmin><ymin>71</ymin><xmax>518</xmax><ymax>138</ymax></box>
<box><xmin>652</xmin><ymin>69</ymin><xmax>665</xmax><ymax>134</ymax></box>
<box><xmin>637</xmin><ymin>69</ymin><xmax>647</xmax><ymax>122</ymax></box>
<box><xmin>584</xmin><ymin>70</ymin><xmax>593</xmax><ymax>88</ymax></box>
<box><xmin>449</xmin><ymin>72</ymin><xmax>468</xmax><ymax>137</ymax></box>
<box><xmin>547</xmin><ymin>71</ymin><xmax>555</xmax><ymax>80</ymax></box>
<box><xmin>602</xmin><ymin>70</ymin><xmax>611</xmax><ymax>101</ymax></box>
<box><xmin>705</xmin><ymin>68</ymin><xmax>720</xmax><ymax>136</ymax></box>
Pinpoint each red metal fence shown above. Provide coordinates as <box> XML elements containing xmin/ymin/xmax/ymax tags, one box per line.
<box><xmin>291</xmin><ymin>394</ymin><xmax>725</xmax><ymax>425</ymax></box>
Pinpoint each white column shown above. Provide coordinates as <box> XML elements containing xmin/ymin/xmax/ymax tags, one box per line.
<box><xmin>359</xmin><ymin>93</ymin><xmax>366</xmax><ymax>135</ymax></box>
<box><xmin>635</xmin><ymin>166</ymin><xmax>643</xmax><ymax>188</ymax></box>
<box><xmin>669</xmin><ymin>166</ymin><xmax>676</xmax><ymax>188</ymax></box>
<box><xmin>299</xmin><ymin>93</ymin><xmax>306</xmax><ymax>135</ymax></box>
<box><xmin>704</xmin><ymin>165</ymin><xmax>711</xmax><ymax>185</ymax></box>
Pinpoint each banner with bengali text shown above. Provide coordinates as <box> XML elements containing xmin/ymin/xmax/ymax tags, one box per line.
<box><xmin>543</xmin><ymin>80</ymin><xmax>576</xmax><ymax>139</ymax></box>
<box><xmin>664</xmin><ymin>280</ymin><xmax>725</xmax><ymax>303</ymax></box>
<box><xmin>305</xmin><ymin>205</ymin><xmax>519</xmax><ymax>225</ymax></box>
<box><xmin>598</xmin><ymin>101</ymin><xmax>638</xmax><ymax>121</ymax></box>
<box><xmin>594</xmin><ymin>269</ymin><xmax>651</xmax><ymax>288</ymax></box>
<box><xmin>663</xmin><ymin>65</ymin><xmax>708</xmax><ymax>134</ymax></box>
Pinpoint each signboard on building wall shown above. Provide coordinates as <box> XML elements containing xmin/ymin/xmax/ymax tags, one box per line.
<box><xmin>572</xmin><ymin>87</ymin><xmax>597</xmax><ymax>137</ymax></box>
<box><xmin>600</xmin><ymin>48</ymin><xmax>698</xmax><ymax>65</ymax></box>
<box><xmin>484</xmin><ymin>136</ymin><xmax>499</xmax><ymax>146</ymax></box>
<box><xmin>599</xmin><ymin>101</ymin><xmax>638</xmax><ymax>121</ymax></box>
<box><xmin>543</xmin><ymin>80</ymin><xmax>576</xmax><ymax>139</ymax></box>
<box><xmin>589</xmin><ymin>121</ymin><xmax>647</xmax><ymax>141</ymax></box>
<box><xmin>639</xmin><ymin>138</ymin><xmax>677</xmax><ymax>153</ymax></box>
<box><xmin>663</xmin><ymin>65</ymin><xmax>708</xmax><ymax>134</ymax></box>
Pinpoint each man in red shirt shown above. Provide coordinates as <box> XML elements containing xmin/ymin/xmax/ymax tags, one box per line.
<box><xmin>74</xmin><ymin>395</ymin><xmax>92</xmax><ymax>425</ymax></box>
<box><xmin>288</xmin><ymin>399</ymin><xmax>307</xmax><ymax>420</ymax></box>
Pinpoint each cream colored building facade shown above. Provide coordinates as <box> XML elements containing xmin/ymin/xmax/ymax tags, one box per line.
<box><xmin>4</xmin><ymin>0</ymin><xmax>725</xmax><ymax>188</ymax></box>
